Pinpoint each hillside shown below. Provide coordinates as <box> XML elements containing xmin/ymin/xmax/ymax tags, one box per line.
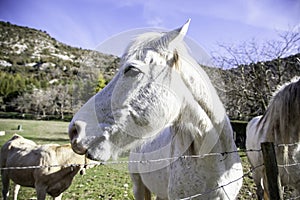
<box><xmin>0</xmin><ymin>21</ymin><xmax>119</xmax><ymax>81</ymax></box>
<box><xmin>0</xmin><ymin>21</ymin><xmax>119</xmax><ymax>119</ymax></box>
<box><xmin>0</xmin><ymin>21</ymin><xmax>299</xmax><ymax>121</ymax></box>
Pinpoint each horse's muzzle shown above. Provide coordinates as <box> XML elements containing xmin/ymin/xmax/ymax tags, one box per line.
<box><xmin>68</xmin><ymin>120</ymin><xmax>88</xmax><ymax>155</ymax></box>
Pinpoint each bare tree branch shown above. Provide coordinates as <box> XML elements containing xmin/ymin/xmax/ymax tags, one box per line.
<box><xmin>210</xmin><ymin>27</ymin><xmax>300</xmax><ymax>120</ymax></box>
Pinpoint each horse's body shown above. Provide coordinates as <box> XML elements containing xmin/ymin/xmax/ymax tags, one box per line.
<box><xmin>1</xmin><ymin>134</ymin><xmax>89</xmax><ymax>200</ymax></box>
<box><xmin>129</xmin><ymin>118</ymin><xmax>242</xmax><ymax>199</ymax></box>
<box><xmin>69</xmin><ymin>20</ymin><xmax>243</xmax><ymax>199</ymax></box>
<box><xmin>246</xmin><ymin>77</ymin><xmax>300</xmax><ymax>199</ymax></box>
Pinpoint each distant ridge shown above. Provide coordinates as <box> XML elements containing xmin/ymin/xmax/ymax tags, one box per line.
<box><xmin>0</xmin><ymin>21</ymin><xmax>299</xmax><ymax>121</ymax></box>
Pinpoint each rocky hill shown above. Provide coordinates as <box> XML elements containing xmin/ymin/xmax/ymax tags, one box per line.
<box><xmin>0</xmin><ymin>21</ymin><xmax>299</xmax><ymax>121</ymax></box>
<box><xmin>0</xmin><ymin>21</ymin><xmax>119</xmax><ymax>81</ymax></box>
<box><xmin>0</xmin><ymin>21</ymin><xmax>119</xmax><ymax>118</ymax></box>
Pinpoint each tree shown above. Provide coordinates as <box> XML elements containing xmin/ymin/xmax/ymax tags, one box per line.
<box><xmin>94</xmin><ymin>73</ymin><xmax>107</xmax><ymax>93</ymax></box>
<box><xmin>211</xmin><ymin>27</ymin><xmax>300</xmax><ymax>120</ymax></box>
<box><xmin>213</xmin><ymin>27</ymin><xmax>300</xmax><ymax>68</ymax></box>
<box><xmin>0</xmin><ymin>71</ymin><xmax>26</xmax><ymax>104</ymax></box>
<box><xmin>52</xmin><ymin>84</ymin><xmax>72</xmax><ymax>120</ymax></box>
<box><xmin>13</xmin><ymin>84</ymin><xmax>73</xmax><ymax>119</ymax></box>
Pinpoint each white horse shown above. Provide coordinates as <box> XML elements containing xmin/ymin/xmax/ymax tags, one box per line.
<box><xmin>246</xmin><ymin>77</ymin><xmax>300</xmax><ymax>200</ymax></box>
<box><xmin>68</xmin><ymin>20</ymin><xmax>243</xmax><ymax>199</ymax></box>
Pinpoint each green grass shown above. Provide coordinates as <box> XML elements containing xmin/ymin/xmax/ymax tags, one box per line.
<box><xmin>0</xmin><ymin>119</ymin><xmax>258</xmax><ymax>199</ymax></box>
<box><xmin>0</xmin><ymin>119</ymin><xmax>135</xmax><ymax>200</ymax></box>
<box><xmin>0</xmin><ymin>119</ymin><xmax>69</xmax><ymax>146</ymax></box>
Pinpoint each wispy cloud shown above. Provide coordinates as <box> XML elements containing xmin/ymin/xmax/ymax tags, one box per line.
<box><xmin>121</xmin><ymin>0</ymin><xmax>300</xmax><ymax>31</ymax></box>
<box><xmin>1</xmin><ymin>0</ymin><xmax>298</xmax><ymax>50</ymax></box>
<box><xmin>243</xmin><ymin>0</ymin><xmax>300</xmax><ymax>31</ymax></box>
<box><xmin>146</xmin><ymin>16</ymin><xmax>164</xmax><ymax>27</ymax></box>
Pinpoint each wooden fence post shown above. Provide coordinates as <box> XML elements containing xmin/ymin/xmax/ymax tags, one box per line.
<box><xmin>261</xmin><ymin>142</ymin><xmax>283</xmax><ymax>200</ymax></box>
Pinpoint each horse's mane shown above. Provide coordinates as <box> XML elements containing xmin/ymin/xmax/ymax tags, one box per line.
<box><xmin>259</xmin><ymin>76</ymin><xmax>300</xmax><ymax>143</ymax></box>
<box><xmin>120</xmin><ymin>31</ymin><xmax>229</xmax><ymax>154</ymax></box>
<box><xmin>272</xmin><ymin>76</ymin><xmax>300</xmax><ymax>99</ymax></box>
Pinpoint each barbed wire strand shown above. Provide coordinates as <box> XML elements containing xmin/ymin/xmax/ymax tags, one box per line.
<box><xmin>0</xmin><ymin>146</ymin><xmax>298</xmax><ymax>199</ymax></box>
<box><xmin>0</xmin><ymin>148</ymin><xmax>261</xmax><ymax>170</ymax></box>
<box><xmin>179</xmin><ymin>163</ymin><xmax>264</xmax><ymax>200</ymax></box>
<box><xmin>1</xmin><ymin>147</ymin><xmax>299</xmax><ymax>170</ymax></box>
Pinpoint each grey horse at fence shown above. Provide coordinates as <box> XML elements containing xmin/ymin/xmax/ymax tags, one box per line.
<box><xmin>68</xmin><ymin>19</ymin><xmax>243</xmax><ymax>199</ymax></box>
<box><xmin>246</xmin><ymin>76</ymin><xmax>300</xmax><ymax>199</ymax></box>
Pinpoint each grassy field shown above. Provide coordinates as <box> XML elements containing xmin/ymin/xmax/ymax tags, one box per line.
<box><xmin>0</xmin><ymin>119</ymin><xmax>260</xmax><ymax>199</ymax></box>
<box><xmin>0</xmin><ymin>119</ymin><xmax>70</xmax><ymax>145</ymax></box>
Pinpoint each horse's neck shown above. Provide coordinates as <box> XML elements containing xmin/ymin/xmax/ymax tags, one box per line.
<box><xmin>173</xmin><ymin>60</ymin><xmax>235</xmax><ymax>155</ymax></box>
<box><xmin>171</xmin><ymin>100</ymin><xmax>234</xmax><ymax>156</ymax></box>
<box><xmin>180</xmin><ymin>59</ymin><xmax>227</xmax><ymax>127</ymax></box>
<box><xmin>55</xmin><ymin>146</ymin><xmax>84</xmax><ymax>165</ymax></box>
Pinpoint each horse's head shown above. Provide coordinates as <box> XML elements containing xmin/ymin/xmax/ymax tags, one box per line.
<box><xmin>69</xmin><ymin>20</ymin><xmax>222</xmax><ymax>161</ymax></box>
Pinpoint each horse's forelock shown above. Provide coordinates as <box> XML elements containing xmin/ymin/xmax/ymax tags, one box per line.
<box><xmin>121</xmin><ymin>32</ymin><xmax>186</xmax><ymax>70</ymax></box>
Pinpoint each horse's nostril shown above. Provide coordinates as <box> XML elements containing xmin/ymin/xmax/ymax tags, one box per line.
<box><xmin>80</xmin><ymin>168</ymin><xmax>86</xmax><ymax>175</ymax></box>
<box><xmin>68</xmin><ymin>121</ymin><xmax>88</xmax><ymax>155</ymax></box>
<box><xmin>68</xmin><ymin>123</ymin><xmax>78</xmax><ymax>140</ymax></box>
<box><xmin>72</xmin><ymin>127</ymin><xmax>78</xmax><ymax>138</ymax></box>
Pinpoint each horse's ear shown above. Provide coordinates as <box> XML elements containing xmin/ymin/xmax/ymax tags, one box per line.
<box><xmin>159</xmin><ymin>19</ymin><xmax>191</xmax><ymax>49</ymax></box>
<box><xmin>177</xmin><ymin>18</ymin><xmax>191</xmax><ymax>37</ymax></box>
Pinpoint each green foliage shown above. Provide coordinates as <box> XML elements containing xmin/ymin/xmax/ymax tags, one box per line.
<box><xmin>0</xmin><ymin>71</ymin><xmax>25</xmax><ymax>97</ymax></box>
<box><xmin>95</xmin><ymin>73</ymin><xmax>107</xmax><ymax>93</ymax></box>
<box><xmin>0</xmin><ymin>21</ymin><xmax>119</xmax><ymax>117</ymax></box>
<box><xmin>0</xmin><ymin>119</ymin><xmax>134</xmax><ymax>199</ymax></box>
<box><xmin>0</xmin><ymin>71</ymin><xmax>40</xmax><ymax>99</ymax></box>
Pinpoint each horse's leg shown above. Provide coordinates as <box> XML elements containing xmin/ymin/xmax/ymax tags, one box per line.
<box><xmin>1</xmin><ymin>171</ymin><xmax>10</xmax><ymax>200</ymax></box>
<box><xmin>262</xmin><ymin>171</ymin><xmax>270</xmax><ymax>200</ymax></box>
<box><xmin>130</xmin><ymin>173</ymin><xmax>150</xmax><ymax>200</ymax></box>
<box><xmin>13</xmin><ymin>184</ymin><xmax>20</xmax><ymax>200</ymax></box>
<box><xmin>252</xmin><ymin>175</ymin><xmax>263</xmax><ymax>200</ymax></box>
<box><xmin>251</xmin><ymin>167</ymin><xmax>264</xmax><ymax>200</ymax></box>
<box><xmin>35</xmin><ymin>185</ymin><xmax>47</xmax><ymax>200</ymax></box>
<box><xmin>250</xmin><ymin>173</ymin><xmax>263</xmax><ymax>199</ymax></box>
<box><xmin>36</xmin><ymin>191</ymin><xmax>47</xmax><ymax>200</ymax></box>
<box><xmin>144</xmin><ymin>186</ymin><xmax>151</xmax><ymax>200</ymax></box>
<box><xmin>255</xmin><ymin>183</ymin><xmax>264</xmax><ymax>200</ymax></box>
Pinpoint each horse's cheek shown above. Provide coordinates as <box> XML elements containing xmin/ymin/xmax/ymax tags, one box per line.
<box><xmin>160</xmin><ymin>91</ymin><xmax>181</xmax><ymax>121</ymax></box>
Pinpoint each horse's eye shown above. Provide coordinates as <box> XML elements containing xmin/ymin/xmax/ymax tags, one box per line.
<box><xmin>124</xmin><ymin>65</ymin><xmax>142</xmax><ymax>77</ymax></box>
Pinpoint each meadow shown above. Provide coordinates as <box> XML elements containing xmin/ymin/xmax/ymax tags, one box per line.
<box><xmin>0</xmin><ymin>119</ymin><xmax>258</xmax><ymax>199</ymax></box>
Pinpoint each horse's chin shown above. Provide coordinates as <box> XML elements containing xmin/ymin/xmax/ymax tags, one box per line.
<box><xmin>86</xmin><ymin>150</ymin><xmax>111</xmax><ymax>161</ymax></box>
<box><xmin>86</xmin><ymin>142</ymin><xmax>112</xmax><ymax>161</ymax></box>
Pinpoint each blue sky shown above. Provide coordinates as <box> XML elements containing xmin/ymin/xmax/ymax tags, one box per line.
<box><xmin>0</xmin><ymin>0</ymin><xmax>299</xmax><ymax>57</ymax></box>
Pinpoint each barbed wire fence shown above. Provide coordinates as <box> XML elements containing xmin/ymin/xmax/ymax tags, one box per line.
<box><xmin>1</xmin><ymin>145</ymin><xmax>299</xmax><ymax>200</ymax></box>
